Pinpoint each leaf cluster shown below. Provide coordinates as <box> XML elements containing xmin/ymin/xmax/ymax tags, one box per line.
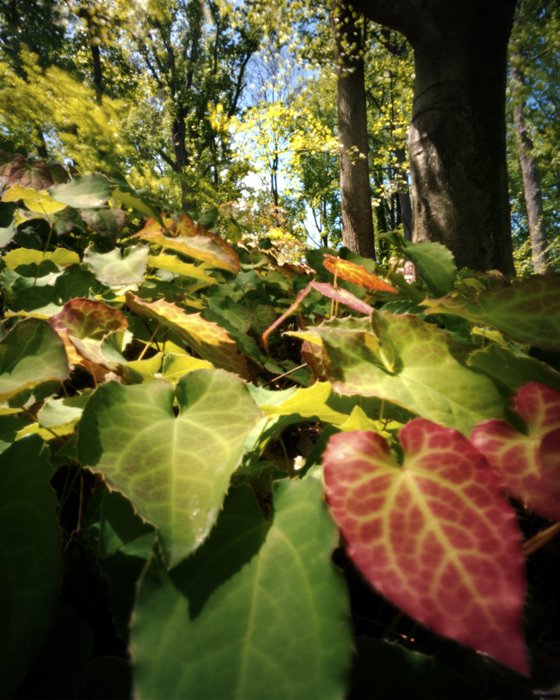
<box><xmin>1</xmin><ymin>155</ymin><xmax>560</xmax><ymax>698</ymax></box>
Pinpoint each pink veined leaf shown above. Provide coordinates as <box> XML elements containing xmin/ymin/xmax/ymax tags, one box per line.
<box><xmin>323</xmin><ymin>420</ymin><xmax>528</xmax><ymax>675</ymax></box>
<box><xmin>472</xmin><ymin>382</ymin><xmax>560</xmax><ymax>522</ymax></box>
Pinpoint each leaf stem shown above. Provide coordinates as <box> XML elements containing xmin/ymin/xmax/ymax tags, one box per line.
<box><xmin>523</xmin><ymin>522</ymin><xmax>560</xmax><ymax>557</ymax></box>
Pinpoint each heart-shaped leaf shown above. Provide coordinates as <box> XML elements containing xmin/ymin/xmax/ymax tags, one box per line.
<box><xmin>314</xmin><ymin>312</ymin><xmax>504</xmax><ymax>434</ymax></box>
<box><xmin>0</xmin><ymin>153</ymin><xmax>68</xmax><ymax>189</ymax></box>
<box><xmin>0</xmin><ymin>318</ymin><xmax>69</xmax><ymax>402</ymax></box>
<box><xmin>131</xmin><ymin>478</ymin><xmax>352</xmax><ymax>699</ymax></box>
<box><xmin>472</xmin><ymin>382</ymin><xmax>560</xmax><ymax>522</ymax></box>
<box><xmin>126</xmin><ymin>293</ymin><xmax>251</xmax><ymax>380</ymax></box>
<box><xmin>78</xmin><ymin>370</ymin><xmax>262</xmax><ymax>567</ymax></box>
<box><xmin>323</xmin><ymin>420</ymin><xmax>528</xmax><ymax>674</ymax></box>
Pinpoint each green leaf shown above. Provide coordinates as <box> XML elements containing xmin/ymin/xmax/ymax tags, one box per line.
<box><xmin>0</xmin><ymin>436</ymin><xmax>62</xmax><ymax>697</ymax></box>
<box><xmin>314</xmin><ymin>312</ymin><xmax>504</xmax><ymax>434</ymax></box>
<box><xmin>423</xmin><ymin>275</ymin><xmax>560</xmax><ymax>351</ymax></box>
<box><xmin>81</xmin><ymin>208</ymin><xmax>125</xmax><ymax>238</ymax></box>
<box><xmin>0</xmin><ymin>318</ymin><xmax>69</xmax><ymax>402</ymax></box>
<box><xmin>131</xmin><ymin>478</ymin><xmax>352</xmax><ymax>700</ymax></box>
<box><xmin>469</xmin><ymin>344</ymin><xmax>560</xmax><ymax>392</ymax></box>
<box><xmin>84</xmin><ymin>245</ymin><xmax>149</xmax><ymax>286</ymax></box>
<box><xmin>403</xmin><ymin>241</ymin><xmax>456</xmax><ymax>296</ymax></box>
<box><xmin>78</xmin><ymin>370</ymin><xmax>262</xmax><ymax>567</ymax></box>
<box><xmin>49</xmin><ymin>174</ymin><xmax>112</xmax><ymax>209</ymax></box>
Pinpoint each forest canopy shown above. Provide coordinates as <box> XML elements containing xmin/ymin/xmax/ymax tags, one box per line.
<box><xmin>1</xmin><ymin>0</ymin><xmax>558</xmax><ymax>272</ymax></box>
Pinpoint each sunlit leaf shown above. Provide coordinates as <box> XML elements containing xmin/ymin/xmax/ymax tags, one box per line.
<box><xmin>256</xmin><ymin>381</ymin><xmax>349</xmax><ymax>425</ymax></box>
<box><xmin>472</xmin><ymin>382</ymin><xmax>560</xmax><ymax>522</ymax></box>
<box><xmin>1</xmin><ymin>183</ymin><xmax>67</xmax><ymax>214</ymax></box>
<box><xmin>126</xmin><ymin>293</ymin><xmax>251</xmax><ymax>380</ymax></box>
<box><xmin>323</xmin><ymin>420</ymin><xmax>528</xmax><ymax>674</ymax></box>
<box><xmin>84</xmin><ymin>245</ymin><xmax>149</xmax><ymax>286</ymax></box>
<box><xmin>2</xmin><ymin>247</ymin><xmax>80</xmax><ymax>270</ymax></box>
<box><xmin>132</xmin><ymin>478</ymin><xmax>352</xmax><ymax>699</ymax></box>
<box><xmin>134</xmin><ymin>217</ymin><xmax>240</xmax><ymax>273</ymax></box>
<box><xmin>0</xmin><ymin>436</ymin><xmax>62</xmax><ymax>697</ymax></box>
<box><xmin>323</xmin><ymin>254</ymin><xmax>398</xmax><ymax>293</ymax></box>
<box><xmin>147</xmin><ymin>253</ymin><xmax>216</xmax><ymax>284</ymax></box>
<box><xmin>313</xmin><ymin>312</ymin><xmax>504</xmax><ymax>434</ymax></box>
<box><xmin>423</xmin><ymin>275</ymin><xmax>560</xmax><ymax>351</ymax></box>
<box><xmin>160</xmin><ymin>352</ymin><xmax>214</xmax><ymax>381</ymax></box>
<box><xmin>49</xmin><ymin>174</ymin><xmax>112</xmax><ymax>209</ymax></box>
<box><xmin>78</xmin><ymin>370</ymin><xmax>262</xmax><ymax>567</ymax></box>
<box><xmin>0</xmin><ymin>319</ymin><xmax>69</xmax><ymax>402</ymax></box>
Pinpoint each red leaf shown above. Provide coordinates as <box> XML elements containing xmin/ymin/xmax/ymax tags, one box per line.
<box><xmin>323</xmin><ymin>254</ymin><xmax>398</xmax><ymax>294</ymax></box>
<box><xmin>323</xmin><ymin>420</ymin><xmax>528</xmax><ymax>674</ymax></box>
<box><xmin>472</xmin><ymin>382</ymin><xmax>560</xmax><ymax>522</ymax></box>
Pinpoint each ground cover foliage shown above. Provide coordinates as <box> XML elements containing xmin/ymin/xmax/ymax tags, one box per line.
<box><xmin>1</xmin><ymin>153</ymin><xmax>560</xmax><ymax>699</ymax></box>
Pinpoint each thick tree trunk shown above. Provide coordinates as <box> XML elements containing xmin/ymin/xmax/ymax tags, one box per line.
<box><xmin>351</xmin><ymin>0</ymin><xmax>517</xmax><ymax>274</ymax></box>
<box><xmin>333</xmin><ymin>1</ymin><xmax>376</xmax><ymax>259</ymax></box>
<box><xmin>511</xmin><ymin>64</ymin><xmax>548</xmax><ymax>273</ymax></box>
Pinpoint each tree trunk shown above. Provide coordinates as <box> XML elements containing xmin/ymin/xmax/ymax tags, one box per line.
<box><xmin>332</xmin><ymin>0</ymin><xmax>376</xmax><ymax>259</ymax></box>
<box><xmin>511</xmin><ymin>64</ymin><xmax>548</xmax><ymax>273</ymax></box>
<box><xmin>351</xmin><ymin>0</ymin><xmax>517</xmax><ymax>274</ymax></box>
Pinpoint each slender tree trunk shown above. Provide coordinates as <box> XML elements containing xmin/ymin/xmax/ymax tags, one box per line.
<box><xmin>332</xmin><ymin>0</ymin><xmax>376</xmax><ymax>259</ymax></box>
<box><xmin>90</xmin><ymin>42</ymin><xmax>103</xmax><ymax>104</ymax></box>
<box><xmin>395</xmin><ymin>147</ymin><xmax>412</xmax><ymax>240</ymax></box>
<box><xmin>511</xmin><ymin>64</ymin><xmax>548</xmax><ymax>273</ymax></box>
<box><xmin>351</xmin><ymin>0</ymin><xmax>517</xmax><ymax>274</ymax></box>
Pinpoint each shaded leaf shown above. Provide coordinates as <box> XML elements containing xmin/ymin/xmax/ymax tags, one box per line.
<box><xmin>402</xmin><ymin>241</ymin><xmax>456</xmax><ymax>296</ymax></box>
<box><xmin>314</xmin><ymin>312</ymin><xmax>504</xmax><ymax>434</ymax></box>
<box><xmin>0</xmin><ymin>152</ymin><xmax>68</xmax><ymax>189</ymax></box>
<box><xmin>126</xmin><ymin>293</ymin><xmax>251</xmax><ymax>380</ymax></box>
<box><xmin>423</xmin><ymin>275</ymin><xmax>560</xmax><ymax>351</ymax></box>
<box><xmin>469</xmin><ymin>345</ymin><xmax>560</xmax><ymax>393</ymax></box>
<box><xmin>49</xmin><ymin>174</ymin><xmax>111</xmax><ymax>209</ymax></box>
<box><xmin>0</xmin><ymin>318</ymin><xmax>69</xmax><ymax>402</ymax></box>
<box><xmin>132</xmin><ymin>478</ymin><xmax>352</xmax><ymax>699</ymax></box>
<box><xmin>0</xmin><ymin>436</ymin><xmax>62</xmax><ymax>697</ymax></box>
<box><xmin>323</xmin><ymin>420</ymin><xmax>528</xmax><ymax>674</ymax></box>
<box><xmin>78</xmin><ymin>370</ymin><xmax>262</xmax><ymax>567</ymax></box>
<box><xmin>81</xmin><ymin>208</ymin><xmax>126</xmax><ymax>237</ymax></box>
<box><xmin>472</xmin><ymin>382</ymin><xmax>560</xmax><ymax>522</ymax></box>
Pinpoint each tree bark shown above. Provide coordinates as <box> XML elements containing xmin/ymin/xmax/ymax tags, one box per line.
<box><xmin>351</xmin><ymin>0</ymin><xmax>517</xmax><ymax>274</ymax></box>
<box><xmin>332</xmin><ymin>0</ymin><xmax>376</xmax><ymax>259</ymax></box>
<box><xmin>511</xmin><ymin>63</ymin><xmax>548</xmax><ymax>273</ymax></box>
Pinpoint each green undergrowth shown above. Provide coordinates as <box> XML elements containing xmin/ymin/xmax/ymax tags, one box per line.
<box><xmin>1</xmin><ymin>152</ymin><xmax>559</xmax><ymax>699</ymax></box>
